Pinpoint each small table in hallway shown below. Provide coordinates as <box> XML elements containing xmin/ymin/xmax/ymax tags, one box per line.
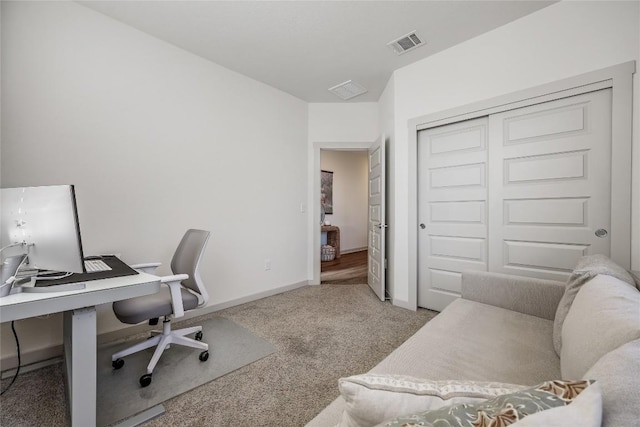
<box><xmin>321</xmin><ymin>225</ymin><xmax>340</xmax><ymax>259</ymax></box>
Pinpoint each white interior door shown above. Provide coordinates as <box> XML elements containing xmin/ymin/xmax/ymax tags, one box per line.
<box><xmin>368</xmin><ymin>135</ymin><xmax>386</xmax><ymax>301</ymax></box>
<box><xmin>417</xmin><ymin>118</ymin><xmax>489</xmax><ymax>311</ymax></box>
<box><xmin>488</xmin><ymin>89</ymin><xmax>612</xmax><ymax>281</ymax></box>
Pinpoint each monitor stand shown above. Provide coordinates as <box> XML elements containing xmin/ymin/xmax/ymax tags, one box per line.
<box><xmin>7</xmin><ymin>268</ymin><xmax>86</xmax><ymax>294</ymax></box>
<box><xmin>17</xmin><ymin>282</ymin><xmax>86</xmax><ymax>293</ymax></box>
<box><xmin>1</xmin><ymin>255</ymin><xmax>27</xmax><ymax>297</ymax></box>
<box><xmin>10</xmin><ymin>275</ymin><xmax>86</xmax><ymax>294</ymax></box>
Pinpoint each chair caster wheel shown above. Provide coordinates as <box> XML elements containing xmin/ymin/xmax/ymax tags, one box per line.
<box><xmin>140</xmin><ymin>373</ymin><xmax>152</xmax><ymax>387</ymax></box>
<box><xmin>195</xmin><ymin>331</ymin><xmax>203</xmax><ymax>341</ymax></box>
<box><xmin>199</xmin><ymin>350</ymin><xmax>209</xmax><ymax>362</ymax></box>
<box><xmin>112</xmin><ymin>358</ymin><xmax>125</xmax><ymax>370</ymax></box>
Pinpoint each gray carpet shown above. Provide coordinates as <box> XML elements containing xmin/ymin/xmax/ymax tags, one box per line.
<box><xmin>0</xmin><ymin>284</ymin><xmax>437</xmax><ymax>426</ymax></box>
<box><xmin>97</xmin><ymin>317</ymin><xmax>275</xmax><ymax>426</ymax></box>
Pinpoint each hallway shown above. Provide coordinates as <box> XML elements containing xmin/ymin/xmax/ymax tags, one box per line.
<box><xmin>321</xmin><ymin>250</ymin><xmax>367</xmax><ymax>284</ymax></box>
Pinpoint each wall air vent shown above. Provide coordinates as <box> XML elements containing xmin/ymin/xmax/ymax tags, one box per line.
<box><xmin>387</xmin><ymin>31</ymin><xmax>424</xmax><ymax>55</ymax></box>
<box><xmin>328</xmin><ymin>80</ymin><xmax>368</xmax><ymax>101</ymax></box>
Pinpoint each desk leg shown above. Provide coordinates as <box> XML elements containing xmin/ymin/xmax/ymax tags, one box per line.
<box><xmin>63</xmin><ymin>307</ymin><xmax>97</xmax><ymax>427</ymax></box>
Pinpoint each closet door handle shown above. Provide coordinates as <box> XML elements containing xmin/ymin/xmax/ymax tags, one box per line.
<box><xmin>595</xmin><ymin>229</ymin><xmax>608</xmax><ymax>238</ymax></box>
<box><xmin>419</xmin><ymin>223</ymin><xmax>426</xmax><ymax>230</ymax></box>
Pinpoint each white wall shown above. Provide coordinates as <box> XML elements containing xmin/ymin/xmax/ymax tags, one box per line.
<box><xmin>1</xmin><ymin>1</ymin><xmax>308</xmax><ymax>364</ymax></box>
<box><xmin>388</xmin><ymin>1</ymin><xmax>640</xmax><ymax>305</ymax></box>
<box><xmin>320</xmin><ymin>150</ymin><xmax>368</xmax><ymax>252</ymax></box>
<box><xmin>308</xmin><ymin>103</ymin><xmax>379</xmax><ymax>143</ymax></box>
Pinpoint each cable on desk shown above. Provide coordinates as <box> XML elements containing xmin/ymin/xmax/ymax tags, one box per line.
<box><xmin>0</xmin><ymin>242</ymin><xmax>24</xmax><ymax>254</ymax></box>
<box><xmin>0</xmin><ymin>321</ymin><xmax>21</xmax><ymax>396</ymax></box>
<box><xmin>34</xmin><ymin>271</ymin><xmax>73</xmax><ymax>281</ymax></box>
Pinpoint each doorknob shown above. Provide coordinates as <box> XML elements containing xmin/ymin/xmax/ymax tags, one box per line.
<box><xmin>595</xmin><ymin>228</ymin><xmax>608</xmax><ymax>238</ymax></box>
<box><xmin>419</xmin><ymin>223</ymin><xmax>426</xmax><ymax>230</ymax></box>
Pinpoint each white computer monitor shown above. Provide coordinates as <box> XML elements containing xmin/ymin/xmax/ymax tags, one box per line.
<box><xmin>1</xmin><ymin>185</ymin><xmax>86</xmax><ymax>274</ymax></box>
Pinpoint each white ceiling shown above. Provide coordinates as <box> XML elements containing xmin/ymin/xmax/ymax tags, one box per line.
<box><xmin>79</xmin><ymin>1</ymin><xmax>556</xmax><ymax>103</ymax></box>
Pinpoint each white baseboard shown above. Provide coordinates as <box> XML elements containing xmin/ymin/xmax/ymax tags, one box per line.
<box><xmin>204</xmin><ymin>280</ymin><xmax>310</xmax><ymax>312</ymax></box>
<box><xmin>341</xmin><ymin>247</ymin><xmax>367</xmax><ymax>255</ymax></box>
<box><xmin>1</xmin><ymin>352</ymin><xmax>62</xmax><ymax>377</ymax></box>
<box><xmin>1</xmin><ymin>280</ymin><xmax>311</xmax><ymax>372</ymax></box>
<box><xmin>0</xmin><ymin>338</ymin><xmax>64</xmax><ymax>372</ymax></box>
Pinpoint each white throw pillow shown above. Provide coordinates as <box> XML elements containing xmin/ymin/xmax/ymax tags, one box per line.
<box><xmin>337</xmin><ymin>374</ymin><xmax>523</xmax><ymax>427</ymax></box>
<box><xmin>375</xmin><ymin>380</ymin><xmax>601</xmax><ymax>427</ymax></box>
<box><xmin>560</xmin><ymin>274</ymin><xmax>640</xmax><ymax>379</ymax></box>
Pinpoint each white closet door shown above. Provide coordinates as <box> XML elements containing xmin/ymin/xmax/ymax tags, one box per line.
<box><xmin>418</xmin><ymin>118</ymin><xmax>488</xmax><ymax>311</ymax></box>
<box><xmin>488</xmin><ymin>89</ymin><xmax>612</xmax><ymax>281</ymax></box>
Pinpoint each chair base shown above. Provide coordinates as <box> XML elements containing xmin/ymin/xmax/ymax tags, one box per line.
<box><xmin>112</xmin><ymin>319</ymin><xmax>208</xmax><ymax>375</ymax></box>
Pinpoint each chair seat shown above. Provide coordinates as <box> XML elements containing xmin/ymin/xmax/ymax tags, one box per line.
<box><xmin>113</xmin><ymin>287</ymin><xmax>199</xmax><ymax>324</ymax></box>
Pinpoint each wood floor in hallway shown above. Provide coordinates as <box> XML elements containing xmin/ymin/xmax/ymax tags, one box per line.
<box><xmin>321</xmin><ymin>250</ymin><xmax>367</xmax><ymax>284</ymax></box>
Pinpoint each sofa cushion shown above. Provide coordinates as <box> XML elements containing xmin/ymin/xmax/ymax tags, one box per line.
<box><xmin>461</xmin><ymin>271</ymin><xmax>564</xmax><ymax>320</ymax></box>
<box><xmin>373</xmin><ymin>299</ymin><xmax>560</xmax><ymax>384</ymax></box>
<box><xmin>376</xmin><ymin>380</ymin><xmax>601</xmax><ymax>427</ymax></box>
<box><xmin>553</xmin><ymin>254</ymin><xmax>637</xmax><ymax>355</ymax></box>
<box><xmin>561</xmin><ymin>274</ymin><xmax>640</xmax><ymax>379</ymax></box>
<box><xmin>583</xmin><ymin>339</ymin><xmax>640</xmax><ymax>427</ymax></box>
<box><xmin>337</xmin><ymin>374</ymin><xmax>523</xmax><ymax>427</ymax></box>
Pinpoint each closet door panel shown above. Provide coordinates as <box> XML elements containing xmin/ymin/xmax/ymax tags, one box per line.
<box><xmin>489</xmin><ymin>89</ymin><xmax>612</xmax><ymax>281</ymax></box>
<box><xmin>418</xmin><ymin>118</ymin><xmax>489</xmax><ymax>311</ymax></box>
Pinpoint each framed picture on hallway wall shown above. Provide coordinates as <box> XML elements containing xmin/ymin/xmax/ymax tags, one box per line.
<box><xmin>321</xmin><ymin>170</ymin><xmax>333</xmax><ymax>214</ymax></box>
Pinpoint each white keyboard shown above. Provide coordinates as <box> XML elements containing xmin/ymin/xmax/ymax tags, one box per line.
<box><xmin>84</xmin><ymin>259</ymin><xmax>112</xmax><ymax>272</ymax></box>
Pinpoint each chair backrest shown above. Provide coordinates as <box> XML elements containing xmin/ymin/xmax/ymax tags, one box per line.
<box><xmin>171</xmin><ymin>229</ymin><xmax>210</xmax><ymax>305</ymax></box>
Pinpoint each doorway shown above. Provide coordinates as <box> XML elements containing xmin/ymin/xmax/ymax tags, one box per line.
<box><xmin>310</xmin><ymin>137</ymin><xmax>387</xmax><ymax>300</ymax></box>
<box><xmin>310</xmin><ymin>141</ymin><xmax>373</xmax><ymax>286</ymax></box>
<box><xmin>319</xmin><ymin>149</ymin><xmax>368</xmax><ymax>284</ymax></box>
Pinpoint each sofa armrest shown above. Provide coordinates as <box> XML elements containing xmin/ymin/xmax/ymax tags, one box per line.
<box><xmin>461</xmin><ymin>271</ymin><xmax>565</xmax><ymax>320</ymax></box>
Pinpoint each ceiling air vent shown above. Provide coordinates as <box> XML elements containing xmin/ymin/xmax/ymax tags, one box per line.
<box><xmin>328</xmin><ymin>80</ymin><xmax>368</xmax><ymax>101</ymax></box>
<box><xmin>387</xmin><ymin>31</ymin><xmax>424</xmax><ymax>55</ymax></box>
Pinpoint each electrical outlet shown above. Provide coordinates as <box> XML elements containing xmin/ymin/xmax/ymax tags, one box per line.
<box><xmin>264</xmin><ymin>259</ymin><xmax>271</xmax><ymax>271</ymax></box>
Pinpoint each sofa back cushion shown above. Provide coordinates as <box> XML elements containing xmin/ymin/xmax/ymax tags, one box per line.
<box><xmin>553</xmin><ymin>254</ymin><xmax>637</xmax><ymax>355</ymax></box>
<box><xmin>583</xmin><ymin>339</ymin><xmax>640</xmax><ymax>427</ymax></box>
<box><xmin>561</xmin><ymin>274</ymin><xmax>640</xmax><ymax>379</ymax></box>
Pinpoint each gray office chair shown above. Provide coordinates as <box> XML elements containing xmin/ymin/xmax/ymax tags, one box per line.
<box><xmin>111</xmin><ymin>229</ymin><xmax>211</xmax><ymax>387</ymax></box>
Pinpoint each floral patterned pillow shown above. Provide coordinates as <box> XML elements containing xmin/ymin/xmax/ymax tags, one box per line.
<box><xmin>338</xmin><ymin>374</ymin><xmax>524</xmax><ymax>427</ymax></box>
<box><xmin>377</xmin><ymin>380</ymin><xmax>596</xmax><ymax>427</ymax></box>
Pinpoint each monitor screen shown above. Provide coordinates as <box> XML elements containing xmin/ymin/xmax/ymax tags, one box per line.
<box><xmin>1</xmin><ymin>185</ymin><xmax>85</xmax><ymax>274</ymax></box>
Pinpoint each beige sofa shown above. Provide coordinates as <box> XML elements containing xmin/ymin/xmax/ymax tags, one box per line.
<box><xmin>307</xmin><ymin>256</ymin><xmax>640</xmax><ymax>426</ymax></box>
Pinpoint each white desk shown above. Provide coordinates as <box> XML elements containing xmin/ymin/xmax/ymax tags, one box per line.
<box><xmin>0</xmin><ymin>272</ymin><xmax>161</xmax><ymax>426</ymax></box>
